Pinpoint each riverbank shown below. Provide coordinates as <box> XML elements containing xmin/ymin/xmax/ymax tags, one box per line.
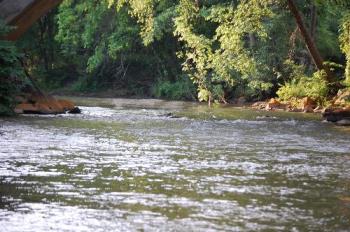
<box><xmin>52</xmin><ymin>89</ymin><xmax>350</xmax><ymax>125</ymax></box>
<box><xmin>248</xmin><ymin>90</ymin><xmax>350</xmax><ymax>125</ymax></box>
<box><xmin>12</xmin><ymin>86</ymin><xmax>350</xmax><ymax>126</ymax></box>
<box><xmin>52</xmin><ymin>95</ymin><xmax>322</xmax><ymax>122</ymax></box>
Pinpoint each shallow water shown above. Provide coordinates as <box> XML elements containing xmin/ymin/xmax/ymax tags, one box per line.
<box><xmin>1</xmin><ymin>97</ymin><xmax>350</xmax><ymax>231</ymax></box>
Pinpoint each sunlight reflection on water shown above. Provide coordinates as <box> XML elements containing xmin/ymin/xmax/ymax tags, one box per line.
<box><xmin>0</xmin><ymin>98</ymin><xmax>350</xmax><ymax>231</ymax></box>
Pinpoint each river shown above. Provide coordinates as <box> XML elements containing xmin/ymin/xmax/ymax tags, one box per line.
<box><xmin>0</xmin><ymin>97</ymin><xmax>350</xmax><ymax>231</ymax></box>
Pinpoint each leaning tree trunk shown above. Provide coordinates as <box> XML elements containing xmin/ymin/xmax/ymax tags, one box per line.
<box><xmin>286</xmin><ymin>0</ymin><xmax>335</xmax><ymax>83</ymax></box>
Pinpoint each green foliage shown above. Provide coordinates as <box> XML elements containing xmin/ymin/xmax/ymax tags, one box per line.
<box><xmin>54</xmin><ymin>0</ymin><xmax>184</xmax><ymax>96</ymax></box>
<box><xmin>197</xmin><ymin>88</ymin><xmax>211</xmax><ymax>102</ymax></box>
<box><xmin>110</xmin><ymin>0</ymin><xmax>177</xmax><ymax>45</ymax></box>
<box><xmin>56</xmin><ymin>0</ymin><xmax>111</xmax><ymax>72</ymax></box>
<box><xmin>339</xmin><ymin>11</ymin><xmax>350</xmax><ymax>86</ymax></box>
<box><xmin>16</xmin><ymin>0</ymin><xmax>350</xmax><ymax>103</ymax></box>
<box><xmin>69</xmin><ymin>77</ymin><xmax>96</xmax><ymax>92</ymax></box>
<box><xmin>152</xmin><ymin>77</ymin><xmax>195</xmax><ymax>100</ymax></box>
<box><xmin>173</xmin><ymin>0</ymin><xmax>281</xmax><ymax>103</ymax></box>
<box><xmin>0</xmin><ymin>21</ymin><xmax>23</xmax><ymax>116</ymax></box>
<box><xmin>277</xmin><ymin>61</ymin><xmax>328</xmax><ymax>104</ymax></box>
<box><xmin>314</xmin><ymin>2</ymin><xmax>343</xmax><ymax>59</ymax></box>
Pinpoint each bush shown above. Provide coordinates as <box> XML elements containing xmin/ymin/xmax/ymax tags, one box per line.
<box><xmin>152</xmin><ymin>77</ymin><xmax>195</xmax><ymax>100</ymax></box>
<box><xmin>0</xmin><ymin>21</ymin><xmax>24</xmax><ymax>116</ymax></box>
<box><xmin>68</xmin><ymin>74</ymin><xmax>101</xmax><ymax>92</ymax></box>
<box><xmin>277</xmin><ymin>70</ymin><xmax>329</xmax><ymax>105</ymax></box>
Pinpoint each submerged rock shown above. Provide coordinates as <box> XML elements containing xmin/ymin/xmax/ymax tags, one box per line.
<box><xmin>162</xmin><ymin>112</ymin><xmax>181</xmax><ymax>118</ymax></box>
<box><xmin>335</xmin><ymin>119</ymin><xmax>350</xmax><ymax>126</ymax></box>
<box><xmin>68</xmin><ymin>107</ymin><xmax>82</xmax><ymax>114</ymax></box>
<box><xmin>322</xmin><ymin>107</ymin><xmax>350</xmax><ymax>124</ymax></box>
<box><xmin>57</xmin><ymin>99</ymin><xmax>75</xmax><ymax>112</ymax></box>
<box><xmin>14</xmin><ymin>103</ymin><xmax>38</xmax><ymax>114</ymax></box>
<box><xmin>256</xmin><ymin>115</ymin><xmax>278</xmax><ymax>120</ymax></box>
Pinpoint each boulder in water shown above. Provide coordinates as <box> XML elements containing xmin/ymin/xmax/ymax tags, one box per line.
<box><xmin>57</xmin><ymin>99</ymin><xmax>75</xmax><ymax>111</ymax></box>
<box><xmin>15</xmin><ymin>103</ymin><xmax>38</xmax><ymax>114</ymax></box>
<box><xmin>15</xmin><ymin>93</ymin><xmax>78</xmax><ymax>115</ymax></box>
<box><xmin>68</xmin><ymin>107</ymin><xmax>82</xmax><ymax>114</ymax></box>
<box><xmin>335</xmin><ymin>119</ymin><xmax>350</xmax><ymax>126</ymax></box>
<box><xmin>322</xmin><ymin>107</ymin><xmax>350</xmax><ymax>124</ymax></box>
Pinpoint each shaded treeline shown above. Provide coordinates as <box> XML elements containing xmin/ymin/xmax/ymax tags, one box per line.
<box><xmin>1</xmin><ymin>0</ymin><xmax>350</xmax><ymax>115</ymax></box>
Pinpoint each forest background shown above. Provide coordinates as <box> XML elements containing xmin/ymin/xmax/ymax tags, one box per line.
<box><xmin>1</xmin><ymin>0</ymin><xmax>350</xmax><ymax>115</ymax></box>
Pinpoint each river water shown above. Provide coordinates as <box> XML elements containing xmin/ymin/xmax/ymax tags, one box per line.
<box><xmin>0</xmin><ymin>97</ymin><xmax>350</xmax><ymax>231</ymax></box>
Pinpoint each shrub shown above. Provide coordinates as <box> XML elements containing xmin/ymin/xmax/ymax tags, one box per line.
<box><xmin>152</xmin><ymin>77</ymin><xmax>195</xmax><ymax>100</ymax></box>
<box><xmin>277</xmin><ymin>70</ymin><xmax>329</xmax><ymax>105</ymax></box>
<box><xmin>0</xmin><ymin>21</ymin><xmax>24</xmax><ymax>116</ymax></box>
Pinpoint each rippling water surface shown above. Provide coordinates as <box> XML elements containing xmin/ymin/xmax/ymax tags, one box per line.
<box><xmin>1</xmin><ymin>97</ymin><xmax>350</xmax><ymax>231</ymax></box>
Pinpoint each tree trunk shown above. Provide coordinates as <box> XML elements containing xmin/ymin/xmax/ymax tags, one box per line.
<box><xmin>249</xmin><ymin>33</ymin><xmax>256</xmax><ymax>49</ymax></box>
<box><xmin>286</xmin><ymin>0</ymin><xmax>335</xmax><ymax>83</ymax></box>
<box><xmin>305</xmin><ymin>4</ymin><xmax>317</xmax><ymax>70</ymax></box>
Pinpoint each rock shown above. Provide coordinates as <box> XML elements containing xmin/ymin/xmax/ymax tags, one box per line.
<box><xmin>303</xmin><ymin>105</ymin><xmax>314</xmax><ymax>113</ymax></box>
<box><xmin>20</xmin><ymin>93</ymin><xmax>63</xmax><ymax>114</ymax></box>
<box><xmin>162</xmin><ymin>112</ymin><xmax>180</xmax><ymax>118</ymax></box>
<box><xmin>335</xmin><ymin>119</ymin><xmax>350</xmax><ymax>126</ymax></box>
<box><xmin>35</xmin><ymin>96</ymin><xmax>65</xmax><ymax>114</ymax></box>
<box><xmin>322</xmin><ymin>107</ymin><xmax>350</xmax><ymax>123</ymax></box>
<box><xmin>15</xmin><ymin>93</ymin><xmax>77</xmax><ymax>115</ymax></box>
<box><xmin>57</xmin><ymin>99</ymin><xmax>75</xmax><ymax>111</ymax></box>
<box><xmin>36</xmin><ymin>102</ymin><xmax>56</xmax><ymax>114</ymax></box>
<box><xmin>256</xmin><ymin>115</ymin><xmax>277</xmax><ymax>120</ymax></box>
<box><xmin>163</xmin><ymin>113</ymin><xmax>173</xmax><ymax>117</ymax></box>
<box><xmin>251</xmin><ymin>101</ymin><xmax>267</xmax><ymax>110</ymax></box>
<box><xmin>15</xmin><ymin>102</ymin><xmax>58</xmax><ymax>114</ymax></box>
<box><xmin>339</xmin><ymin>196</ymin><xmax>350</xmax><ymax>203</ymax></box>
<box><xmin>313</xmin><ymin>106</ymin><xmax>323</xmax><ymax>113</ymax></box>
<box><xmin>38</xmin><ymin>101</ymin><xmax>63</xmax><ymax>114</ymax></box>
<box><xmin>333</xmin><ymin>90</ymin><xmax>350</xmax><ymax>106</ymax></box>
<box><xmin>68</xmin><ymin>107</ymin><xmax>82</xmax><ymax>114</ymax></box>
<box><xmin>265</xmin><ymin>98</ymin><xmax>285</xmax><ymax>111</ymax></box>
<box><xmin>302</xmin><ymin>97</ymin><xmax>317</xmax><ymax>113</ymax></box>
<box><xmin>286</xmin><ymin>107</ymin><xmax>302</xmax><ymax>112</ymax></box>
<box><xmin>14</xmin><ymin>108</ymin><xmax>24</xmax><ymax>114</ymax></box>
<box><xmin>269</xmin><ymin>98</ymin><xmax>280</xmax><ymax>105</ymax></box>
<box><xmin>15</xmin><ymin>103</ymin><xmax>39</xmax><ymax>113</ymax></box>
